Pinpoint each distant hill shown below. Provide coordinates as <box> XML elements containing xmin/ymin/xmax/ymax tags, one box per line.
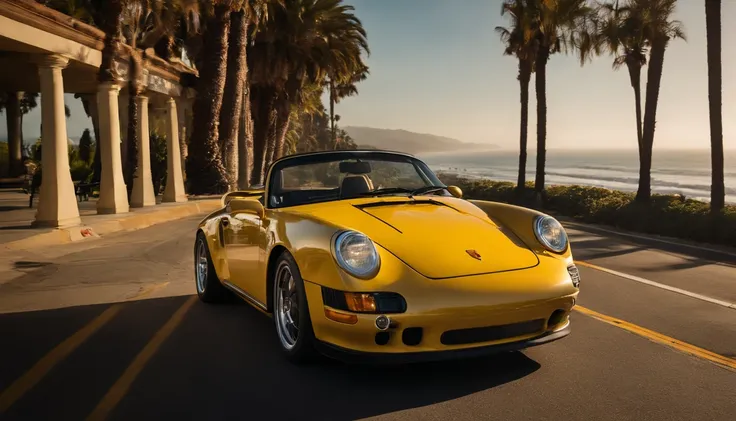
<box><xmin>343</xmin><ymin>126</ymin><xmax>497</xmax><ymax>155</ymax></box>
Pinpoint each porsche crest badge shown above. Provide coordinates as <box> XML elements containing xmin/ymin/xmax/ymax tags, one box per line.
<box><xmin>465</xmin><ymin>249</ymin><xmax>482</xmax><ymax>260</ymax></box>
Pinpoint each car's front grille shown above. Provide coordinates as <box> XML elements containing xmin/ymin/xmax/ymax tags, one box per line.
<box><xmin>440</xmin><ymin>319</ymin><xmax>546</xmax><ymax>346</ymax></box>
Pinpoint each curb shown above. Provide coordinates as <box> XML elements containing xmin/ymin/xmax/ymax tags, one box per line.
<box><xmin>3</xmin><ymin>199</ymin><xmax>221</xmax><ymax>251</ymax></box>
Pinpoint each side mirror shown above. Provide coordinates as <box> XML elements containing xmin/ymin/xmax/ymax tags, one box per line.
<box><xmin>447</xmin><ymin>185</ymin><xmax>463</xmax><ymax>198</ymax></box>
<box><xmin>228</xmin><ymin>198</ymin><xmax>264</xmax><ymax>218</ymax></box>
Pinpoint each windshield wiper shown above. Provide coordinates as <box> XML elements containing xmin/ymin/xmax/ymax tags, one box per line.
<box><xmin>410</xmin><ymin>185</ymin><xmax>447</xmax><ymax>196</ymax></box>
<box><xmin>359</xmin><ymin>187</ymin><xmax>413</xmax><ymax>197</ymax></box>
<box><xmin>359</xmin><ymin>186</ymin><xmax>447</xmax><ymax>197</ymax></box>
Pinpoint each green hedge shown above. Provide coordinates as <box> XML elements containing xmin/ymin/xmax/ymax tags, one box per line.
<box><xmin>437</xmin><ymin>172</ymin><xmax>736</xmax><ymax>247</ymax></box>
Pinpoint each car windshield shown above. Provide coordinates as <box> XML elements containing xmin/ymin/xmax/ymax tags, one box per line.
<box><xmin>267</xmin><ymin>151</ymin><xmax>447</xmax><ymax>208</ymax></box>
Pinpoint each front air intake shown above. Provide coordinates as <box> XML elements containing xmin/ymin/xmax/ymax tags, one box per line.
<box><xmin>440</xmin><ymin>319</ymin><xmax>545</xmax><ymax>346</ymax></box>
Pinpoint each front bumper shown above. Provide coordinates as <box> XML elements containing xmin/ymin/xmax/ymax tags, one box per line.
<box><xmin>315</xmin><ymin>321</ymin><xmax>571</xmax><ymax>364</ymax></box>
<box><xmin>305</xmin><ymin>279</ymin><xmax>577</xmax><ymax>362</ymax></box>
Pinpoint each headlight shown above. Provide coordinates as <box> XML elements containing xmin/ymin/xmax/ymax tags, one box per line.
<box><xmin>533</xmin><ymin>215</ymin><xmax>568</xmax><ymax>253</ymax></box>
<box><xmin>333</xmin><ymin>231</ymin><xmax>381</xmax><ymax>279</ymax></box>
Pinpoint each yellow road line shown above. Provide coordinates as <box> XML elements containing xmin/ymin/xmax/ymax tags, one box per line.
<box><xmin>128</xmin><ymin>282</ymin><xmax>170</xmax><ymax>300</ymax></box>
<box><xmin>0</xmin><ymin>304</ymin><xmax>124</xmax><ymax>413</ymax></box>
<box><xmin>86</xmin><ymin>295</ymin><xmax>197</xmax><ymax>421</ymax></box>
<box><xmin>573</xmin><ymin>305</ymin><xmax>736</xmax><ymax>371</ymax></box>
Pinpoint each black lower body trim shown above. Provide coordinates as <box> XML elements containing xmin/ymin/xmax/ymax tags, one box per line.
<box><xmin>314</xmin><ymin>323</ymin><xmax>571</xmax><ymax>365</ymax></box>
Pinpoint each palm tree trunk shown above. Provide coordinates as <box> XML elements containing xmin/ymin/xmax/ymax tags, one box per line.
<box><xmin>5</xmin><ymin>92</ymin><xmax>23</xmax><ymax>177</ymax></box>
<box><xmin>186</xmin><ymin>4</ymin><xmax>232</xmax><ymax>195</ymax></box>
<box><xmin>638</xmin><ymin>37</ymin><xmax>668</xmax><ymax>203</ymax></box>
<box><xmin>273</xmin><ymin>100</ymin><xmax>292</xmax><ymax>161</ymax></box>
<box><xmin>125</xmin><ymin>52</ymin><xmax>143</xmax><ymax>199</ymax></box>
<box><xmin>517</xmin><ymin>60</ymin><xmax>531</xmax><ymax>194</ymax></box>
<box><xmin>534</xmin><ymin>49</ymin><xmax>549</xmax><ymax>196</ymax></box>
<box><xmin>706</xmin><ymin>0</ymin><xmax>724</xmax><ymax>211</ymax></box>
<box><xmin>264</xmin><ymin>105</ymin><xmax>278</xmax><ymax>171</ymax></box>
<box><xmin>238</xmin><ymin>88</ymin><xmax>254</xmax><ymax>189</ymax></box>
<box><xmin>98</xmin><ymin>0</ymin><xmax>123</xmax><ymax>83</ymax></box>
<box><xmin>219</xmin><ymin>10</ymin><xmax>249</xmax><ymax>191</ymax></box>
<box><xmin>250</xmin><ymin>86</ymin><xmax>276</xmax><ymax>186</ymax></box>
<box><xmin>330</xmin><ymin>79</ymin><xmax>336</xmax><ymax>145</ymax></box>
<box><xmin>626</xmin><ymin>59</ymin><xmax>644</xmax><ymax>147</ymax></box>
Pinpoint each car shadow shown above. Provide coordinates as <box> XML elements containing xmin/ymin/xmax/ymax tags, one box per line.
<box><xmin>115</xmin><ymin>299</ymin><xmax>543</xmax><ymax>421</ymax></box>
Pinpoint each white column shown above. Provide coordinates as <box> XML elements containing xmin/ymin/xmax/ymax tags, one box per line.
<box><xmin>32</xmin><ymin>55</ymin><xmax>81</xmax><ymax>228</ymax></box>
<box><xmin>163</xmin><ymin>98</ymin><xmax>187</xmax><ymax>202</ymax></box>
<box><xmin>96</xmin><ymin>82</ymin><xmax>130</xmax><ymax>214</ymax></box>
<box><xmin>130</xmin><ymin>95</ymin><xmax>156</xmax><ymax>207</ymax></box>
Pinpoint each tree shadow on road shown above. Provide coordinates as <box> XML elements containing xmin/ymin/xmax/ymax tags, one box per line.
<box><xmin>0</xmin><ymin>296</ymin><xmax>543</xmax><ymax>421</ymax></box>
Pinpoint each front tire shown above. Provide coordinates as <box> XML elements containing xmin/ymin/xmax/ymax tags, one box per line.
<box><xmin>272</xmin><ymin>251</ymin><xmax>317</xmax><ymax>363</ymax></box>
<box><xmin>194</xmin><ymin>232</ymin><xmax>229</xmax><ymax>303</ymax></box>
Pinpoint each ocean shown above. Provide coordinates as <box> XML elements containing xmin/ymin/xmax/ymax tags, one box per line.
<box><xmin>418</xmin><ymin>149</ymin><xmax>736</xmax><ymax>204</ymax></box>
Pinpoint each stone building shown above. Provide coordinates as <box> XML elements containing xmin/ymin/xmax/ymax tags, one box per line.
<box><xmin>0</xmin><ymin>0</ymin><xmax>196</xmax><ymax>228</ymax></box>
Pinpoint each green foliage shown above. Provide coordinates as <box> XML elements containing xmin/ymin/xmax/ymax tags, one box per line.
<box><xmin>79</xmin><ymin>128</ymin><xmax>94</xmax><ymax>163</ymax></box>
<box><xmin>150</xmin><ymin>131</ymin><xmax>168</xmax><ymax>195</ymax></box>
<box><xmin>70</xmin><ymin>159</ymin><xmax>93</xmax><ymax>182</ymax></box>
<box><xmin>437</xmin><ymin>173</ymin><xmax>736</xmax><ymax>247</ymax></box>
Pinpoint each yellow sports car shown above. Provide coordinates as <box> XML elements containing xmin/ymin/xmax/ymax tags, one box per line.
<box><xmin>194</xmin><ymin>150</ymin><xmax>580</xmax><ymax>364</ymax></box>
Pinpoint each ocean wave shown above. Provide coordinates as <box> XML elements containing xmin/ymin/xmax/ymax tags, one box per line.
<box><xmin>544</xmin><ymin>171</ymin><xmax>736</xmax><ymax>195</ymax></box>
<box><xmin>434</xmin><ymin>168</ymin><xmax>736</xmax><ymax>203</ymax></box>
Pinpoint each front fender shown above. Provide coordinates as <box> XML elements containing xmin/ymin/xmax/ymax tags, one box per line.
<box><xmin>468</xmin><ymin>200</ymin><xmax>574</xmax><ymax>264</ymax></box>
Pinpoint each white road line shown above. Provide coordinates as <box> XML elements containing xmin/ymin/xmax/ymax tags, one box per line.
<box><xmin>576</xmin><ymin>261</ymin><xmax>736</xmax><ymax>310</ymax></box>
<box><xmin>568</xmin><ymin>235</ymin><xmax>605</xmax><ymax>243</ymax></box>
<box><xmin>564</xmin><ymin>222</ymin><xmax>736</xmax><ymax>259</ymax></box>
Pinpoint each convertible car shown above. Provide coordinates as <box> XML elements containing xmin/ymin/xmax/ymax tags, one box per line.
<box><xmin>194</xmin><ymin>150</ymin><xmax>580</xmax><ymax>364</ymax></box>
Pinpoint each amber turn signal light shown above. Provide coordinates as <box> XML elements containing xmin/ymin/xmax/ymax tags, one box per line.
<box><xmin>344</xmin><ymin>292</ymin><xmax>377</xmax><ymax>312</ymax></box>
<box><xmin>324</xmin><ymin>307</ymin><xmax>358</xmax><ymax>325</ymax></box>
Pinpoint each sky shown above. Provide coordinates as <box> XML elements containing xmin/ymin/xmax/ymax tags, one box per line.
<box><xmin>2</xmin><ymin>0</ymin><xmax>735</xmax><ymax>151</ymax></box>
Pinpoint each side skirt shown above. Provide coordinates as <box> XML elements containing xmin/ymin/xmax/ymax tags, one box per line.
<box><xmin>222</xmin><ymin>280</ymin><xmax>271</xmax><ymax>316</ymax></box>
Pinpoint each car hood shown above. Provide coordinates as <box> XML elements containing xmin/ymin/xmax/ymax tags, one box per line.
<box><xmin>290</xmin><ymin>197</ymin><xmax>539</xmax><ymax>279</ymax></box>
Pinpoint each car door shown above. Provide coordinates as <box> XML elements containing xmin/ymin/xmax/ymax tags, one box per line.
<box><xmin>222</xmin><ymin>203</ymin><xmax>266</xmax><ymax>307</ymax></box>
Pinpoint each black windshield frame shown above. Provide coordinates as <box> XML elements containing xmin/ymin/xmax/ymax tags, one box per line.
<box><xmin>265</xmin><ymin>151</ymin><xmax>446</xmax><ymax>209</ymax></box>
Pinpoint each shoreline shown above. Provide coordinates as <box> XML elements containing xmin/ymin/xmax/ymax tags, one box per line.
<box><xmin>431</xmin><ymin>168</ymin><xmax>736</xmax><ymax>206</ymax></box>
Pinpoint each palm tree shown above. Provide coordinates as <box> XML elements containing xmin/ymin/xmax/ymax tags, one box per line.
<box><xmin>496</xmin><ymin>0</ymin><xmax>537</xmax><ymax>195</ymax></box>
<box><xmin>1</xmin><ymin>93</ymin><xmax>39</xmax><ymax>176</ymax></box>
<box><xmin>95</xmin><ymin>0</ymin><xmax>125</xmax><ymax>83</ymax></box>
<box><xmin>635</xmin><ymin>0</ymin><xmax>685</xmax><ymax>202</ymax></box>
<box><xmin>186</xmin><ymin>0</ymin><xmax>235</xmax><ymax>194</ymax></box>
<box><xmin>220</xmin><ymin>1</ymin><xmax>271</xmax><ymax>191</ymax></box>
<box><xmin>528</xmin><ymin>0</ymin><xmax>593</xmax><ymax>197</ymax></box>
<box><xmin>247</xmin><ymin>0</ymin><xmax>369</xmax><ymax>185</ymax></box>
<box><xmin>593</xmin><ymin>1</ymin><xmax>647</xmax><ymax>150</ymax></box>
<box><xmin>218</xmin><ymin>9</ymin><xmax>248</xmax><ymax>191</ymax></box>
<box><xmin>117</xmin><ymin>0</ymin><xmax>201</xmax><ymax>197</ymax></box>
<box><xmin>705</xmin><ymin>0</ymin><xmax>723</xmax><ymax>211</ymax></box>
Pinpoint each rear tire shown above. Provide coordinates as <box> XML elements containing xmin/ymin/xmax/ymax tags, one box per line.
<box><xmin>272</xmin><ymin>251</ymin><xmax>317</xmax><ymax>364</ymax></box>
<box><xmin>194</xmin><ymin>232</ymin><xmax>229</xmax><ymax>303</ymax></box>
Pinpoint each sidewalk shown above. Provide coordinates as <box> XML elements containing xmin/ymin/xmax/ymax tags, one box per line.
<box><xmin>0</xmin><ymin>189</ymin><xmax>221</xmax><ymax>251</ymax></box>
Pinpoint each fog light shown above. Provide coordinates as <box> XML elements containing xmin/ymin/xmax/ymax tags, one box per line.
<box><xmin>375</xmin><ymin>315</ymin><xmax>391</xmax><ymax>331</ymax></box>
<box><xmin>345</xmin><ymin>292</ymin><xmax>377</xmax><ymax>312</ymax></box>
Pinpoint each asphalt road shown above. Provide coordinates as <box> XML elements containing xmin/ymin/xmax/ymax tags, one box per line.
<box><xmin>0</xmin><ymin>215</ymin><xmax>734</xmax><ymax>420</ymax></box>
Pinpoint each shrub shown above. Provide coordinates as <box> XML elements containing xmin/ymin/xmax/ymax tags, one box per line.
<box><xmin>70</xmin><ymin>159</ymin><xmax>93</xmax><ymax>182</ymax></box>
<box><xmin>438</xmin><ymin>173</ymin><xmax>736</xmax><ymax>247</ymax></box>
